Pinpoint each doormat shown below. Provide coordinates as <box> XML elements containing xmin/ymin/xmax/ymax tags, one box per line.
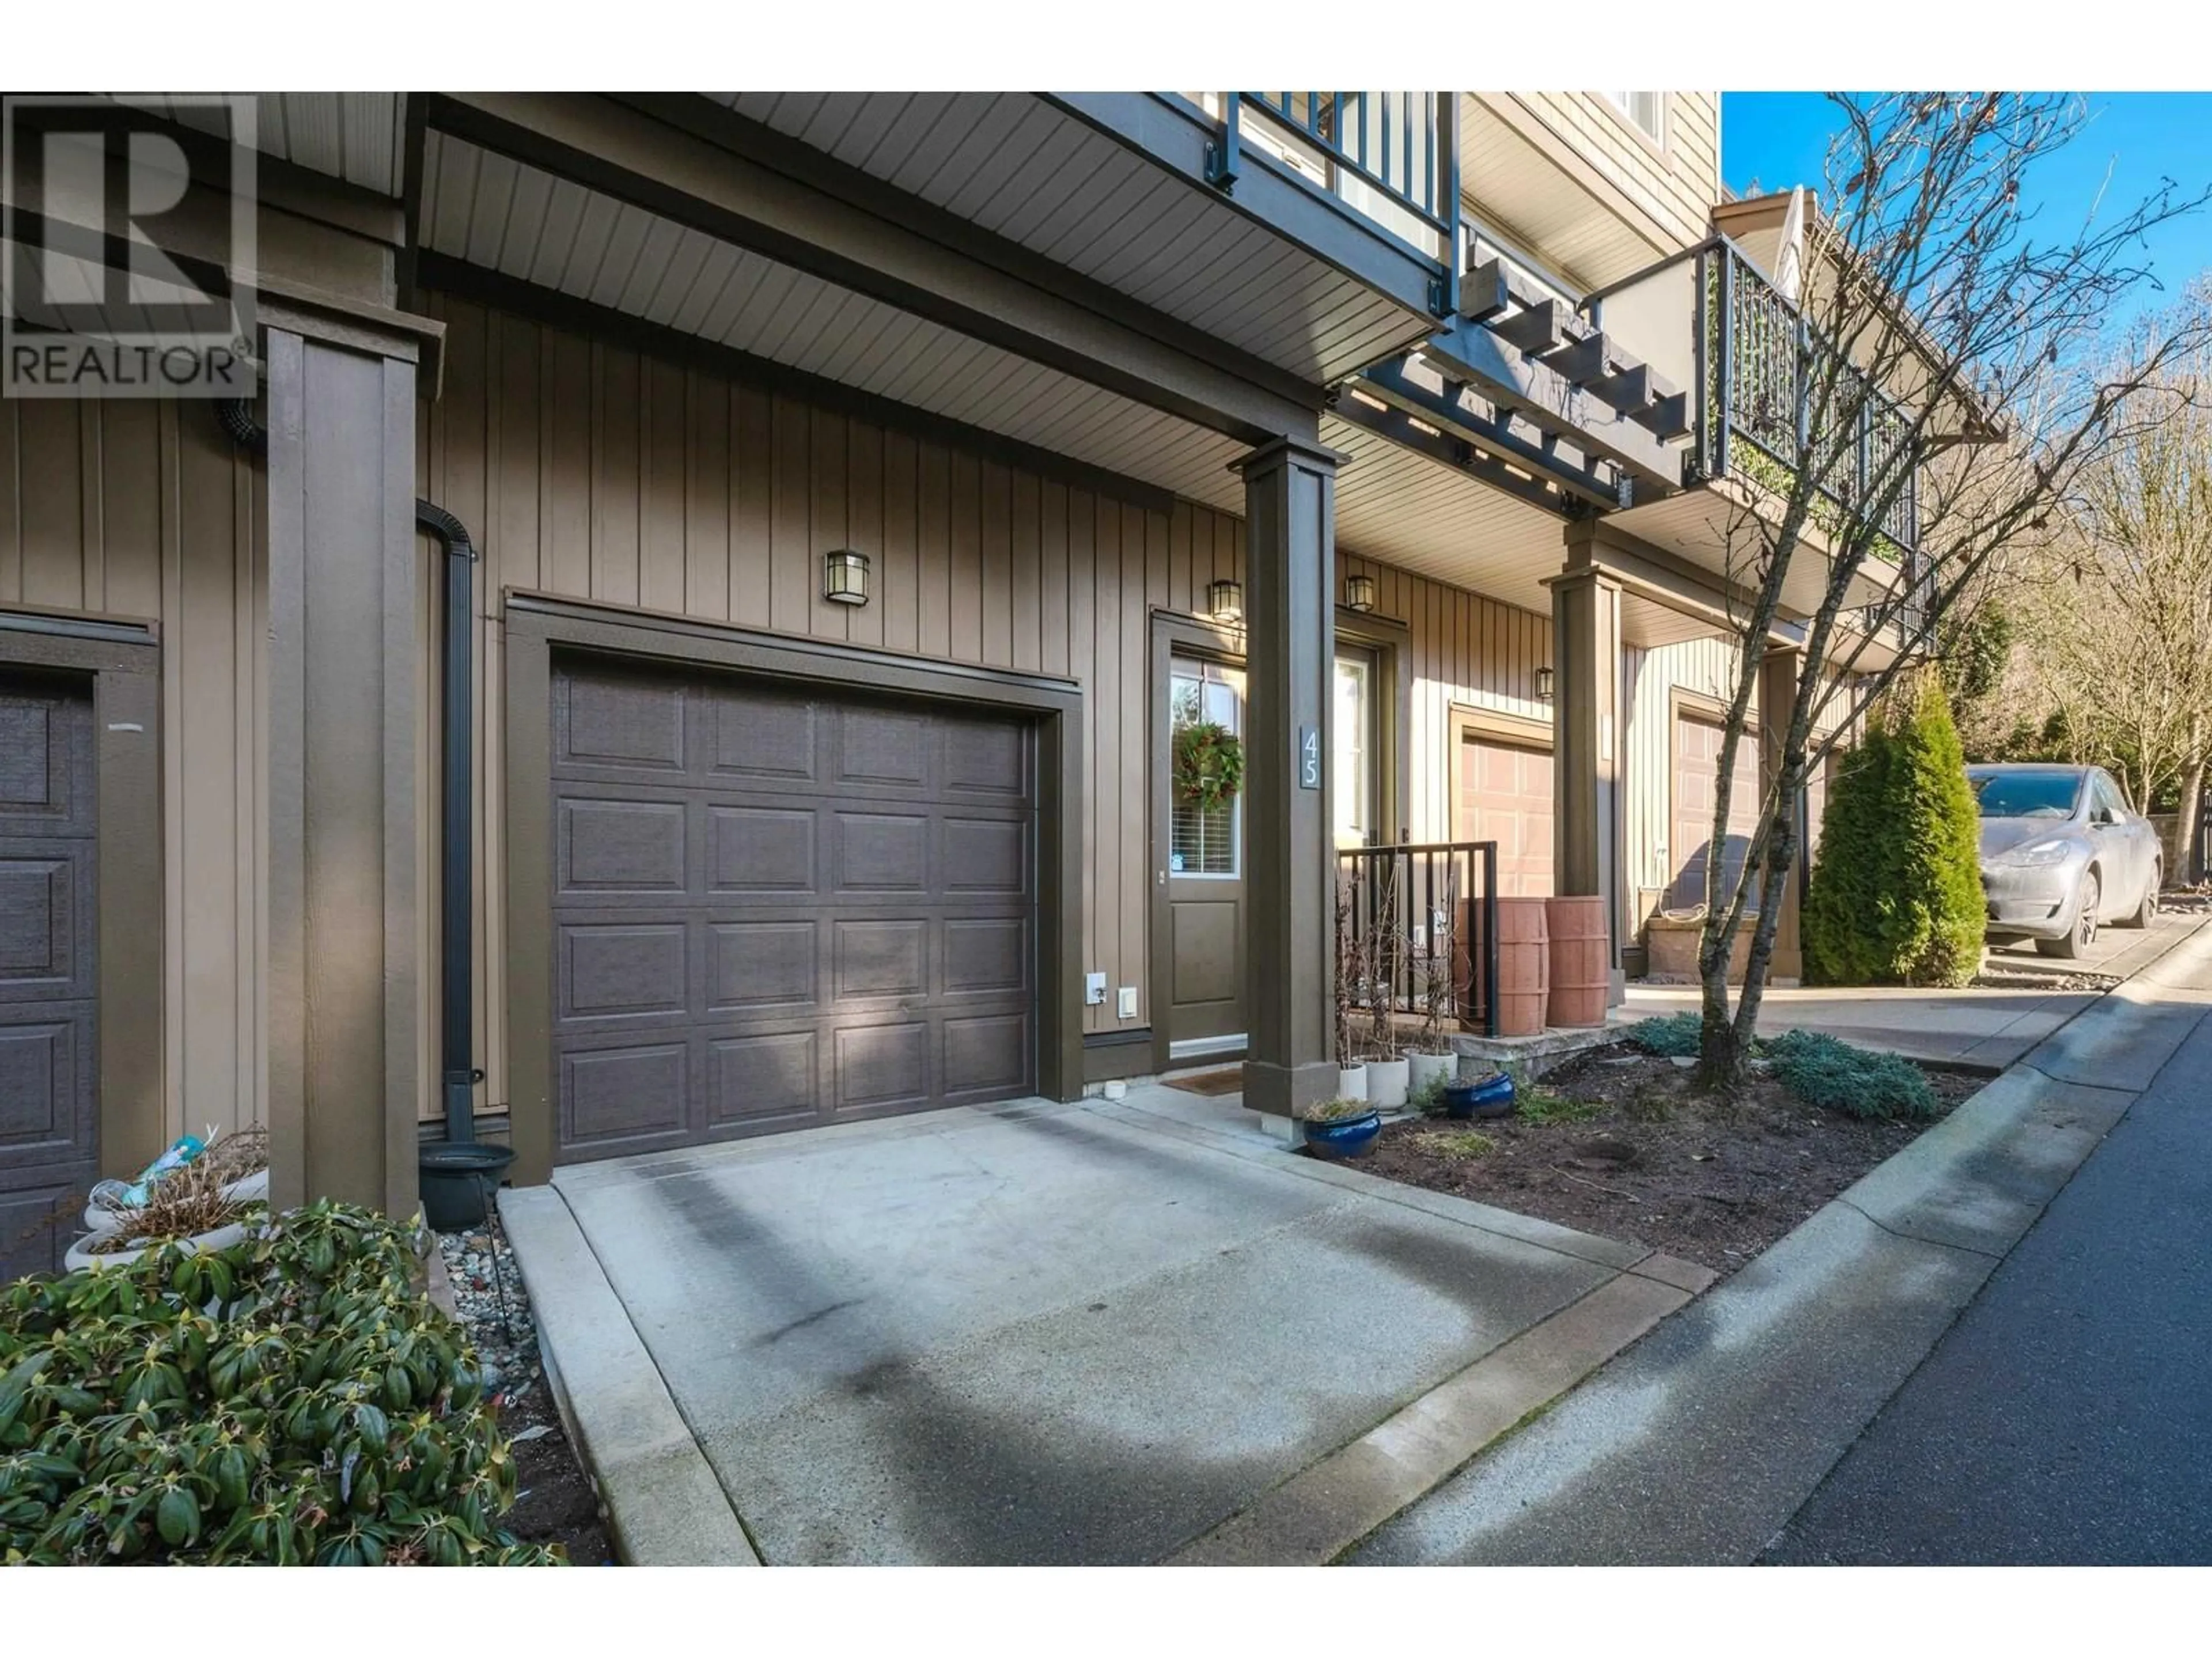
<box><xmin>1164</xmin><ymin>1067</ymin><xmax>1243</xmax><ymax>1096</ymax></box>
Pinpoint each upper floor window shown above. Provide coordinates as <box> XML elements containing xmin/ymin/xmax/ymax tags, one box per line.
<box><xmin>1604</xmin><ymin>92</ymin><xmax>1665</xmax><ymax>145</ymax></box>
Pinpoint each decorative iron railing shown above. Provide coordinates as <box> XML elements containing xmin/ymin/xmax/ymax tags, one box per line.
<box><xmin>1334</xmin><ymin>840</ymin><xmax>1501</xmax><ymax>1047</ymax></box>
<box><xmin>1698</xmin><ymin>238</ymin><xmax>1921</xmax><ymax>552</ymax></box>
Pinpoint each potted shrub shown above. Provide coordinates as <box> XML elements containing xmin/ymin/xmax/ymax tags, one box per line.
<box><xmin>1297</xmin><ymin>1097</ymin><xmax>1383</xmax><ymax>1159</ymax></box>
<box><xmin>84</xmin><ymin>1124</ymin><xmax>268</xmax><ymax>1232</ymax></box>
<box><xmin>1407</xmin><ymin>1052</ymin><xmax>1455</xmax><ymax>1101</ymax></box>
<box><xmin>1442</xmin><ymin>1069</ymin><xmax>1516</xmax><ymax>1120</ymax></box>
<box><xmin>66</xmin><ymin>1156</ymin><xmax>264</xmax><ymax>1272</ymax></box>
<box><xmin>1368</xmin><ymin>1052</ymin><xmax>1411</xmax><ymax>1109</ymax></box>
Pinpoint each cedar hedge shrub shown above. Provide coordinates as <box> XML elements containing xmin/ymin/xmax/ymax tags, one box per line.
<box><xmin>1802</xmin><ymin>673</ymin><xmax>1986</xmax><ymax>987</ymax></box>
<box><xmin>0</xmin><ymin>1201</ymin><xmax>562</xmax><ymax>1566</ymax></box>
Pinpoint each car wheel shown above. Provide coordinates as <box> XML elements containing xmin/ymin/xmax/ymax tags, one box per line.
<box><xmin>2039</xmin><ymin>870</ymin><xmax>2100</xmax><ymax>959</ymax></box>
<box><xmin>2120</xmin><ymin>862</ymin><xmax>2161</xmax><ymax>929</ymax></box>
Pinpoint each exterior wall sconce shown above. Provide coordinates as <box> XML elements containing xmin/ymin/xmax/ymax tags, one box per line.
<box><xmin>1344</xmin><ymin>573</ymin><xmax>1376</xmax><ymax>613</ymax></box>
<box><xmin>823</xmin><ymin>549</ymin><xmax>870</xmax><ymax>605</ymax></box>
<box><xmin>1207</xmin><ymin>578</ymin><xmax>1244</xmax><ymax>623</ymax></box>
<box><xmin>1535</xmin><ymin>665</ymin><xmax>1555</xmax><ymax>703</ymax></box>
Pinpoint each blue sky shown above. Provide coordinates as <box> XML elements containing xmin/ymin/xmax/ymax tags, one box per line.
<box><xmin>1721</xmin><ymin>93</ymin><xmax>2212</xmax><ymax>310</ymax></box>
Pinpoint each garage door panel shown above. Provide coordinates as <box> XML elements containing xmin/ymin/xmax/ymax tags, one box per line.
<box><xmin>1671</xmin><ymin>711</ymin><xmax>1762</xmax><ymax>911</ymax></box>
<box><xmin>706</xmin><ymin>1032</ymin><xmax>819</xmax><ymax>1129</ymax></box>
<box><xmin>0</xmin><ymin>688</ymin><xmax>92</xmax><ymax>835</ymax></box>
<box><xmin>558</xmin><ymin>921</ymin><xmax>690</xmax><ymax>1024</ymax></box>
<box><xmin>709</xmin><ymin>920</ymin><xmax>820</xmax><ymax>1012</ymax></box>
<box><xmin>945</xmin><ymin>916</ymin><xmax>1029</xmax><ymax>996</ymax></box>
<box><xmin>943</xmin><ymin>1013</ymin><xmax>1029</xmax><ymax>1099</ymax></box>
<box><xmin>708</xmin><ymin>802</ymin><xmax>817</xmax><ymax>895</ymax></box>
<box><xmin>560</xmin><ymin>1039</ymin><xmax>690</xmax><ymax>1151</ymax></box>
<box><xmin>0</xmin><ymin>855</ymin><xmax>90</xmax><ymax>998</ymax></box>
<box><xmin>834</xmin><ymin>1021</ymin><xmax>931</xmax><ymax>1111</ymax></box>
<box><xmin>558</xmin><ymin>669</ymin><xmax>689</xmax><ymax>772</ymax></box>
<box><xmin>835</xmin><ymin>809</ymin><xmax>930</xmax><ymax>893</ymax></box>
<box><xmin>552</xmin><ymin>658</ymin><xmax>1037</xmax><ymax>1161</ymax></box>
<box><xmin>556</xmin><ymin>794</ymin><xmax>689</xmax><ymax>896</ymax></box>
<box><xmin>1458</xmin><ymin>732</ymin><xmax>1555</xmax><ymax>899</ymax></box>
<box><xmin>0</xmin><ymin>1016</ymin><xmax>89</xmax><ymax>1160</ymax></box>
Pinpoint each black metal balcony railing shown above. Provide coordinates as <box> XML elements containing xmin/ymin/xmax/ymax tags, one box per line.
<box><xmin>1699</xmin><ymin>238</ymin><xmax>1921</xmax><ymax>552</ymax></box>
<box><xmin>1335</xmin><ymin>840</ymin><xmax>1501</xmax><ymax>1046</ymax></box>
<box><xmin>1204</xmin><ymin>92</ymin><xmax>1459</xmax><ymax>307</ymax></box>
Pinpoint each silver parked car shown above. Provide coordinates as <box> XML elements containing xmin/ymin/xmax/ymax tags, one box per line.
<box><xmin>1970</xmin><ymin>763</ymin><xmax>2162</xmax><ymax>959</ymax></box>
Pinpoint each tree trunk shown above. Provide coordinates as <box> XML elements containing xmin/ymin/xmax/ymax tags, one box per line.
<box><xmin>2179</xmin><ymin>753</ymin><xmax>2207</xmax><ymax>885</ymax></box>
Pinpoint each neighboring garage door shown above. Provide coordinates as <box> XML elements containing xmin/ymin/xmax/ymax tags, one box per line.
<box><xmin>0</xmin><ymin>669</ymin><xmax>99</xmax><ymax>1280</ymax></box>
<box><xmin>1671</xmin><ymin>709</ymin><xmax>1762</xmax><ymax>910</ymax></box>
<box><xmin>1456</xmin><ymin>731</ymin><xmax>1554</xmax><ymax>897</ymax></box>
<box><xmin>550</xmin><ymin>657</ymin><xmax>1037</xmax><ymax>1162</ymax></box>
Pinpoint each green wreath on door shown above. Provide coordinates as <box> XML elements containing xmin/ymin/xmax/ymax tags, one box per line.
<box><xmin>1172</xmin><ymin>720</ymin><xmax>1245</xmax><ymax>814</ymax></box>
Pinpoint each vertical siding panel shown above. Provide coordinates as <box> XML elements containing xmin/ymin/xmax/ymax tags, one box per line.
<box><xmin>845</xmin><ymin>421</ymin><xmax>884</xmax><ymax>650</ymax></box>
<box><xmin>592</xmin><ymin>344</ymin><xmax>641</xmax><ymax>607</ymax></box>
<box><xmin>1065</xmin><ymin>491</ymin><xmax>1098</xmax><ymax>1033</ymax></box>
<box><xmin>77</xmin><ymin>403</ymin><xmax>103</xmax><ymax>609</ymax></box>
<box><xmin>1039</xmin><ymin>479</ymin><xmax>1068</xmax><ymax>679</ymax></box>
<box><xmin>100</xmin><ymin>401</ymin><xmax>162</xmax><ymax>618</ymax></box>
<box><xmin>683</xmin><ymin>369</ymin><xmax>730</xmax><ymax>623</ymax></box>
<box><xmin>0</xmin><ymin>397</ymin><xmax>18</xmax><ymax>602</ymax></box>
<box><xmin>1010</xmin><ymin>469</ymin><xmax>1040</xmax><ymax>673</ymax></box>
<box><xmin>1169</xmin><ymin>501</ymin><xmax>1192</xmax><ymax>617</ymax></box>
<box><xmin>546</xmin><ymin>329</ymin><xmax>593</xmax><ymax>599</ymax></box>
<box><xmin>948</xmin><ymin>452</ymin><xmax>982</xmax><ymax>662</ymax></box>
<box><xmin>881</xmin><ymin>429</ymin><xmax>919</xmax><ymax>657</ymax></box>
<box><xmin>18</xmin><ymin>399</ymin><xmax>83</xmax><ymax>609</ymax></box>
<box><xmin>1119</xmin><ymin>502</ymin><xmax>1147</xmax><ymax>1021</ymax></box>
<box><xmin>494</xmin><ymin>312</ymin><xmax>542</xmax><ymax>594</ymax></box>
<box><xmin>730</xmin><ymin>387</ymin><xmax>772</xmax><ymax>628</ymax></box>
<box><xmin>770</xmin><ymin>395</ymin><xmax>810</xmax><ymax>634</ymax></box>
<box><xmin>807</xmin><ymin>410</ymin><xmax>850</xmax><ymax>642</ymax></box>
<box><xmin>1089</xmin><ymin>497</ymin><xmax>1122</xmax><ymax>1020</ymax></box>
<box><xmin>640</xmin><ymin>357</ymin><xmax>688</xmax><ymax>615</ymax></box>
<box><xmin>979</xmin><ymin>460</ymin><xmax>1010</xmax><ymax>667</ymax></box>
<box><xmin>916</xmin><ymin>440</ymin><xmax>950</xmax><ymax>659</ymax></box>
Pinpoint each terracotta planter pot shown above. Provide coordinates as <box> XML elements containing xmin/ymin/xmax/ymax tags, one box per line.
<box><xmin>1544</xmin><ymin>896</ymin><xmax>1611</xmax><ymax>1028</ymax></box>
<box><xmin>1493</xmin><ymin>897</ymin><xmax>1551</xmax><ymax>1037</ymax></box>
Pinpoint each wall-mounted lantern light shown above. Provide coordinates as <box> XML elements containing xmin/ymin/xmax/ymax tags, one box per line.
<box><xmin>1535</xmin><ymin>665</ymin><xmax>1555</xmax><ymax>703</ymax></box>
<box><xmin>1207</xmin><ymin>578</ymin><xmax>1244</xmax><ymax>624</ymax></box>
<box><xmin>1344</xmin><ymin>573</ymin><xmax>1376</xmax><ymax>613</ymax></box>
<box><xmin>823</xmin><ymin>549</ymin><xmax>870</xmax><ymax>606</ymax></box>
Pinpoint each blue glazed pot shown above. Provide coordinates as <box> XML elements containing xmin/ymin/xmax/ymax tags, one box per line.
<box><xmin>1444</xmin><ymin>1072</ymin><xmax>1516</xmax><ymax>1120</ymax></box>
<box><xmin>1302</xmin><ymin>1109</ymin><xmax>1383</xmax><ymax>1158</ymax></box>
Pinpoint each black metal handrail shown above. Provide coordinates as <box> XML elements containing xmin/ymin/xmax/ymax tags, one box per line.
<box><xmin>1335</xmin><ymin>839</ymin><xmax>1501</xmax><ymax>1044</ymax></box>
<box><xmin>1699</xmin><ymin>237</ymin><xmax>1921</xmax><ymax>552</ymax></box>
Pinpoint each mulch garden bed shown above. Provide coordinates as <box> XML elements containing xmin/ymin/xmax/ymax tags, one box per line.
<box><xmin>1354</xmin><ymin>1044</ymin><xmax>1987</xmax><ymax>1278</ymax></box>
<box><xmin>436</xmin><ymin>1226</ymin><xmax>617</xmax><ymax>1566</ymax></box>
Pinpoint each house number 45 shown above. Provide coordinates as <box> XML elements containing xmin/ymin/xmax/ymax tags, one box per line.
<box><xmin>1298</xmin><ymin>725</ymin><xmax>1320</xmax><ymax>790</ymax></box>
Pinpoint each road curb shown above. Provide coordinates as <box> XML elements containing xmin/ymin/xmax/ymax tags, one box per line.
<box><xmin>498</xmin><ymin>1185</ymin><xmax>762</xmax><ymax>1567</ymax></box>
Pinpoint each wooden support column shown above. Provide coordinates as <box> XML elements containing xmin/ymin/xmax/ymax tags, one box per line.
<box><xmin>1760</xmin><ymin>645</ymin><xmax>1806</xmax><ymax>983</ymax></box>
<box><xmin>264</xmin><ymin>321</ymin><xmax>426</xmax><ymax>1217</ymax></box>
<box><xmin>1550</xmin><ymin>562</ymin><xmax>1624</xmax><ymax>1000</ymax></box>
<box><xmin>1238</xmin><ymin>437</ymin><xmax>1340</xmax><ymax>1118</ymax></box>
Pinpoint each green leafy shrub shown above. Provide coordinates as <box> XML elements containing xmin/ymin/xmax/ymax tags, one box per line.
<box><xmin>1765</xmin><ymin>1029</ymin><xmax>1940</xmax><ymax>1122</ymax></box>
<box><xmin>1802</xmin><ymin>673</ymin><xmax>1985</xmax><ymax>987</ymax></box>
<box><xmin>1516</xmin><ymin>1089</ymin><xmax>1603</xmax><ymax>1126</ymax></box>
<box><xmin>0</xmin><ymin>1201</ymin><xmax>561</xmax><ymax>1566</ymax></box>
<box><xmin>1623</xmin><ymin>1013</ymin><xmax>1704</xmax><ymax>1058</ymax></box>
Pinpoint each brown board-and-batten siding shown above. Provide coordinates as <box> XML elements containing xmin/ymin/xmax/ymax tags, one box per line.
<box><xmin>417</xmin><ymin>291</ymin><xmax>1252</xmax><ymax>1121</ymax></box>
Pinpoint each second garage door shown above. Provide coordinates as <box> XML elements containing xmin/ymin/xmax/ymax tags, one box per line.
<box><xmin>1671</xmin><ymin>709</ymin><xmax>1763</xmax><ymax>910</ymax></box>
<box><xmin>1456</xmin><ymin>731</ymin><xmax>1555</xmax><ymax>897</ymax></box>
<box><xmin>550</xmin><ymin>657</ymin><xmax>1037</xmax><ymax>1163</ymax></box>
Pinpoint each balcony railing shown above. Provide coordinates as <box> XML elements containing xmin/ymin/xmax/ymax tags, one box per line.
<box><xmin>1199</xmin><ymin>92</ymin><xmax>1459</xmax><ymax>302</ymax></box>
<box><xmin>1699</xmin><ymin>238</ymin><xmax>1921</xmax><ymax>552</ymax></box>
<box><xmin>1335</xmin><ymin>840</ymin><xmax>1501</xmax><ymax>1047</ymax></box>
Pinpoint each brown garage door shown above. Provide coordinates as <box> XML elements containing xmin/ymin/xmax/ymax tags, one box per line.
<box><xmin>1457</xmin><ymin>732</ymin><xmax>1554</xmax><ymax>897</ymax></box>
<box><xmin>1</xmin><ymin>669</ymin><xmax>99</xmax><ymax>1279</ymax></box>
<box><xmin>550</xmin><ymin>657</ymin><xmax>1037</xmax><ymax>1163</ymax></box>
<box><xmin>1671</xmin><ymin>709</ymin><xmax>1762</xmax><ymax>910</ymax></box>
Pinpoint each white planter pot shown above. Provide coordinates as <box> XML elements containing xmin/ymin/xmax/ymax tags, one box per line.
<box><xmin>1408</xmin><ymin>1052</ymin><xmax>1455</xmax><ymax>1097</ymax></box>
<box><xmin>1336</xmin><ymin>1065</ymin><xmax>1369</xmax><ymax>1101</ymax></box>
<box><xmin>64</xmin><ymin>1221</ymin><xmax>249</xmax><ymax>1275</ymax></box>
<box><xmin>1368</xmin><ymin>1059</ymin><xmax>1411</xmax><ymax>1109</ymax></box>
<box><xmin>84</xmin><ymin>1168</ymin><xmax>267</xmax><ymax>1234</ymax></box>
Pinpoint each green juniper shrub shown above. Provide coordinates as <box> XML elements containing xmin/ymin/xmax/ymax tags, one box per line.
<box><xmin>1409</xmin><ymin>1071</ymin><xmax>1449</xmax><ymax>1116</ymax></box>
<box><xmin>1764</xmin><ymin>1029</ymin><xmax>1941</xmax><ymax>1123</ymax></box>
<box><xmin>0</xmin><ymin>1200</ymin><xmax>563</xmax><ymax>1566</ymax></box>
<box><xmin>1515</xmin><ymin>1089</ymin><xmax>1603</xmax><ymax>1126</ymax></box>
<box><xmin>1802</xmin><ymin>673</ymin><xmax>1985</xmax><ymax>988</ymax></box>
<box><xmin>1622</xmin><ymin>1012</ymin><xmax>1704</xmax><ymax>1058</ymax></box>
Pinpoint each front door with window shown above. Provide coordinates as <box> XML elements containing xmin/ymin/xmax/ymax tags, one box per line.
<box><xmin>1164</xmin><ymin>654</ymin><xmax>1246</xmax><ymax>1059</ymax></box>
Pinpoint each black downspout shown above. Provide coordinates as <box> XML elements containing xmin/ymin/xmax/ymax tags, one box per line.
<box><xmin>217</xmin><ymin>400</ymin><xmax>482</xmax><ymax>1146</ymax></box>
<box><xmin>414</xmin><ymin>501</ymin><xmax>482</xmax><ymax>1147</ymax></box>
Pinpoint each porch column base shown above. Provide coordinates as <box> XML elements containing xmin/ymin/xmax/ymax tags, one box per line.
<box><xmin>1548</xmin><ymin>555</ymin><xmax>1624</xmax><ymax>1001</ymax></box>
<box><xmin>1243</xmin><ymin>1059</ymin><xmax>1341</xmax><ymax>1122</ymax></box>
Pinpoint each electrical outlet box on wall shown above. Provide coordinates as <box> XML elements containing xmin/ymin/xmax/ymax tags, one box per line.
<box><xmin>1116</xmin><ymin>986</ymin><xmax>1139</xmax><ymax>1020</ymax></box>
<box><xmin>1084</xmin><ymin>971</ymin><xmax>1107</xmax><ymax>1006</ymax></box>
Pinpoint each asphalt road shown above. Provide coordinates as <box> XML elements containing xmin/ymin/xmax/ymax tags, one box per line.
<box><xmin>1762</xmin><ymin>1004</ymin><xmax>2212</xmax><ymax>1565</ymax></box>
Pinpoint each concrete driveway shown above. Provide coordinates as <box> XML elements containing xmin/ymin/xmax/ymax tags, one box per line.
<box><xmin>1625</xmin><ymin>909</ymin><xmax>2201</xmax><ymax>1068</ymax></box>
<box><xmin>502</xmin><ymin>1086</ymin><xmax>1707</xmax><ymax>1565</ymax></box>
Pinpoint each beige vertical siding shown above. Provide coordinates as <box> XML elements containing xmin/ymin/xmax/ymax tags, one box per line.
<box><xmin>1521</xmin><ymin>93</ymin><xmax>1724</xmax><ymax>256</ymax></box>
<box><xmin>1</xmin><ymin>397</ymin><xmax>266</xmax><ymax>1141</ymax></box>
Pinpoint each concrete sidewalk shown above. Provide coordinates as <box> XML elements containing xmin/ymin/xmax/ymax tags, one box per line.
<box><xmin>1624</xmin><ymin>910</ymin><xmax>2198</xmax><ymax>1069</ymax></box>
<box><xmin>1347</xmin><ymin>912</ymin><xmax>2212</xmax><ymax>1565</ymax></box>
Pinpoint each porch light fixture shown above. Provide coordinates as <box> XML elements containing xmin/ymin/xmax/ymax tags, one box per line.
<box><xmin>1344</xmin><ymin>574</ymin><xmax>1376</xmax><ymax>613</ymax></box>
<box><xmin>823</xmin><ymin>549</ymin><xmax>870</xmax><ymax>606</ymax></box>
<box><xmin>1207</xmin><ymin>577</ymin><xmax>1244</xmax><ymax>623</ymax></box>
<box><xmin>1535</xmin><ymin>665</ymin><xmax>1555</xmax><ymax>703</ymax></box>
